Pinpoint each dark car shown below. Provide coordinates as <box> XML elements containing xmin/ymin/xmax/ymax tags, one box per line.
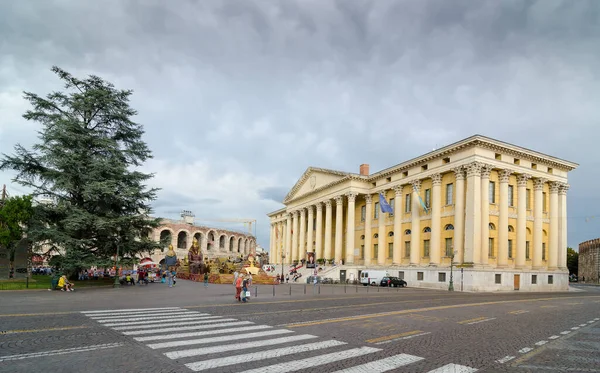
<box><xmin>380</xmin><ymin>276</ymin><xmax>407</xmax><ymax>287</ymax></box>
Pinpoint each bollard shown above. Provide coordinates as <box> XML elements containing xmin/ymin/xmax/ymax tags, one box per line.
<box><xmin>289</xmin><ymin>285</ymin><xmax>292</xmax><ymax>296</ymax></box>
<box><xmin>26</xmin><ymin>277</ymin><xmax>29</xmax><ymax>289</ymax></box>
<box><xmin>255</xmin><ymin>286</ymin><xmax>258</xmax><ymax>298</ymax></box>
<box><xmin>356</xmin><ymin>285</ymin><xmax>358</xmax><ymax>293</ymax></box>
<box><xmin>273</xmin><ymin>285</ymin><xmax>275</xmax><ymax>297</ymax></box>
<box><xmin>304</xmin><ymin>284</ymin><xmax>307</xmax><ymax>294</ymax></box>
<box><xmin>318</xmin><ymin>285</ymin><xmax>321</xmax><ymax>294</ymax></box>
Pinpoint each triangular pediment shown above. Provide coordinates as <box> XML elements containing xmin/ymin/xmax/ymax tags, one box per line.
<box><xmin>284</xmin><ymin>167</ymin><xmax>349</xmax><ymax>203</ymax></box>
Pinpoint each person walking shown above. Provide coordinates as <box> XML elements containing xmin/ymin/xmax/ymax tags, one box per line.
<box><xmin>241</xmin><ymin>275</ymin><xmax>250</xmax><ymax>303</ymax></box>
<box><xmin>234</xmin><ymin>274</ymin><xmax>243</xmax><ymax>301</ymax></box>
<box><xmin>203</xmin><ymin>272</ymin><xmax>209</xmax><ymax>287</ymax></box>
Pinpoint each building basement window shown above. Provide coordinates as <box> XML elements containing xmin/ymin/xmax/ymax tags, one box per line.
<box><xmin>532</xmin><ymin>275</ymin><xmax>537</xmax><ymax>284</ymax></box>
<box><xmin>495</xmin><ymin>274</ymin><xmax>502</xmax><ymax>284</ymax></box>
<box><xmin>438</xmin><ymin>273</ymin><xmax>446</xmax><ymax>282</ymax></box>
<box><xmin>417</xmin><ymin>272</ymin><xmax>424</xmax><ymax>281</ymax></box>
<box><xmin>548</xmin><ymin>275</ymin><xmax>554</xmax><ymax>284</ymax></box>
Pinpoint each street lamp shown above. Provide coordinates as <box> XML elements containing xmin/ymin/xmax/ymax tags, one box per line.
<box><xmin>448</xmin><ymin>248</ymin><xmax>457</xmax><ymax>292</ymax></box>
<box><xmin>113</xmin><ymin>227</ymin><xmax>121</xmax><ymax>288</ymax></box>
<box><xmin>281</xmin><ymin>253</ymin><xmax>286</xmax><ymax>281</ymax></box>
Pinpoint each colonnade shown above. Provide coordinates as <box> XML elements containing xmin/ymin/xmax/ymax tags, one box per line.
<box><xmin>270</xmin><ymin>161</ymin><xmax>569</xmax><ymax>270</ymax></box>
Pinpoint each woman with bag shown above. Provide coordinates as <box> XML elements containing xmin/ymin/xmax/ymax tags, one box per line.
<box><xmin>241</xmin><ymin>275</ymin><xmax>250</xmax><ymax>303</ymax></box>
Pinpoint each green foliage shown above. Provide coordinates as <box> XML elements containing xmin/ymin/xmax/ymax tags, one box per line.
<box><xmin>0</xmin><ymin>66</ymin><xmax>162</xmax><ymax>274</ymax></box>
<box><xmin>566</xmin><ymin>247</ymin><xmax>578</xmax><ymax>276</ymax></box>
<box><xmin>0</xmin><ymin>195</ymin><xmax>34</xmax><ymax>251</ymax></box>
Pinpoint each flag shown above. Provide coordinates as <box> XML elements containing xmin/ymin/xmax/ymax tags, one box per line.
<box><xmin>417</xmin><ymin>194</ymin><xmax>429</xmax><ymax>214</ymax></box>
<box><xmin>379</xmin><ymin>193</ymin><xmax>394</xmax><ymax>214</ymax></box>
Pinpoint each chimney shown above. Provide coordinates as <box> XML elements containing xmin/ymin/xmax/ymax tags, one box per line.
<box><xmin>359</xmin><ymin>164</ymin><xmax>370</xmax><ymax>176</ymax></box>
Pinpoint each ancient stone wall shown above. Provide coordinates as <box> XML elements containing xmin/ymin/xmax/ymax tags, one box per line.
<box><xmin>579</xmin><ymin>238</ymin><xmax>600</xmax><ymax>283</ymax></box>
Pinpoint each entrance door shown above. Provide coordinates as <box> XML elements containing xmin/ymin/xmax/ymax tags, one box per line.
<box><xmin>514</xmin><ymin>274</ymin><xmax>520</xmax><ymax>290</ymax></box>
<box><xmin>340</xmin><ymin>270</ymin><xmax>347</xmax><ymax>284</ymax></box>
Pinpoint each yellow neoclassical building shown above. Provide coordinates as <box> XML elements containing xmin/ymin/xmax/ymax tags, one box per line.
<box><xmin>268</xmin><ymin>135</ymin><xmax>578</xmax><ymax>291</ymax></box>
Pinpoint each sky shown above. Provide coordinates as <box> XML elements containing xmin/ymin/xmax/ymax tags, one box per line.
<box><xmin>1</xmin><ymin>0</ymin><xmax>599</xmax><ymax>250</ymax></box>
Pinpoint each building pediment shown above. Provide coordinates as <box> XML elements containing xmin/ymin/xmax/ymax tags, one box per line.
<box><xmin>283</xmin><ymin>167</ymin><xmax>350</xmax><ymax>203</ymax></box>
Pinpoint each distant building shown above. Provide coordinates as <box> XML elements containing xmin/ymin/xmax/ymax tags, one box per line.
<box><xmin>579</xmin><ymin>239</ymin><xmax>600</xmax><ymax>284</ymax></box>
<box><xmin>268</xmin><ymin>135</ymin><xmax>577</xmax><ymax>292</ymax></box>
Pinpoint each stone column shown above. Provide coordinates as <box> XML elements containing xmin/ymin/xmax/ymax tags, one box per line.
<box><xmin>364</xmin><ymin>195</ymin><xmax>373</xmax><ymax>266</ymax></box>
<box><xmin>307</xmin><ymin>206</ymin><xmax>314</xmax><ymax>257</ymax></box>
<box><xmin>334</xmin><ymin>196</ymin><xmax>344</xmax><ymax>263</ymax></box>
<box><xmin>346</xmin><ymin>193</ymin><xmax>357</xmax><ymax>264</ymax></box>
<box><xmin>277</xmin><ymin>222</ymin><xmax>283</xmax><ymax>264</ymax></box>
<box><xmin>532</xmin><ymin>178</ymin><xmax>545</xmax><ymax>269</ymax></box>
<box><xmin>559</xmin><ymin>184</ymin><xmax>569</xmax><ymax>270</ymax></box>
<box><xmin>285</xmin><ymin>213</ymin><xmax>292</xmax><ymax>264</ymax></box>
<box><xmin>410</xmin><ymin>180</ymin><xmax>421</xmax><ymax>266</ymax></box>
<box><xmin>480</xmin><ymin>165</ymin><xmax>491</xmax><ymax>266</ymax></box>
<box><xmin>453</xmin><ymin>167</ymin><xmax>466</xmax><ymax>264</ymax></box>
<box><xmin>324</xmin><ymin>200</ymin><xmax>333</xmax><ymax>261</ymax></box>
<box><xmin>315</xmin><ymin>203</ymin><xmax>323</xmax><ymax>260</ymax></box>
<box><xmin>299</xmin><ymin>208</ymin><xmax>306</xmax><ymax>261</ymax></box>
<box><xmin>292</xmin><ymin>210</ymin><xmax>299</xmax><ymax>262</ymax></box>
<box><xmin>270</xmin><ymin>223</ymin><xmax>275</xmax><ymax>262</ymax></box>
<box><xmin>378</xmin><ymin>193</ymin><xmax>386</xmax><ymax>265</ymax></box>
<box><xmin>516</xmin><ymin>174</ymin><xmax>531</xmax><ymax>268</ymax></box>
<box><xmin>430</xmin><ymin>173</ymin><xmax>442</xmax><ymax>266</ymax></box>
<box><xmin>498</xmin><ymin>169</ymin><xmax>511</xmax><ymax>267</ymax></box>
<box><xmin>549</xmin><ymin>182</ymin><xmax>560</xmax><ymax>270</ymax></box>
<box><xmin>464</xmin><ymin>162</ymin><xmax>482</xmax><ymax>265</ymax></box>
<box><xmin>392</xmin><ymin>186</ymin><xmax>403</xmax><ymax>265</ymax></box>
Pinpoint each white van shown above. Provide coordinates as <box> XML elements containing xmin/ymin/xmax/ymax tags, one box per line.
<box><xmin>360</xmin><ymin>270</ymin><xmax>389</xmax><ymax>286</ymax></box>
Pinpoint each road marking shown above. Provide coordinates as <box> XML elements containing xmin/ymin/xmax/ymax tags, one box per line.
<box><xmin>122</xmin><ymin>320</ymin><xmax>254</xmax><ymax>335</ymax></box>
<box><xmin>548</xmin><ymin>335</ymin><xmax>560</xmax><ymax>339</ymax></box>
<box><xmin>519</xmin><ymin>347</ymin><xmax>533</xmax><ymax>353</ymax></box>
<box><xmin>93</xmin><ymin>312</ymin><xmax>204</xmax><ymax>323</ymax></box>
<box><xmin>164</xmin><ymin>334</ymin><xmax>318</xmax><ymax>359</ymax></box>
<box><xmin>464</xmin><ymin>317</ymin><xmax>496</xmax><ymax>325</ymax></box>
<box><xmin>88</xmin><ymin>311</ymin><xmax>205</xmax><ymax>320</ymax></box>
<box><xmin>560</xmin><ymin>331</ymin><xmax>571</xmax><ymax>334</ymax></box>
<box><xmin>148</xmin><ymin>329</ymin><xmax>293</xmax><ymax>349</ymax></box>
<box><xmin>508</xmin><ymin>310</ymin><xmax>529</xmax><ymax>315</ymax></box>
<box><xmin>425</xmin><ymin>363</ymin><xmax>478</xmax><ymax>372</ymax></box>
<box><xmin>366</xmin><ymin>330</ymin><xmax>425</xmax><ymax>343</ymax></box>
<box><xmin>373</xmin><ymin>332</ymin><xmax>431</xmax><ymax>344</ymax></box>
<box><xmin>134</xmin><ymin>324</ymin><xmax>272</xmax><ymax>342</ymax></box>
<box><xmin>404</xmin><ymin>314</ymin><xmax>444</xmax><ymax>322</ymax></box>
<box><xmin>588</xmin><ymin>320</ymin><xmax>595</xmax><ymax>323</ymax></box>
<box><xmin>83</xmin><ymin>309</ymin><xmax>188</xmax><ymax>317</ymax></box>
<box><xmin>534</xmin><ymin>340</ymin><xmax>548</xmax><ymax>346</ymax></box>
<box><xmin>595</xmin><ymin>318</ymin><xmax>600</xmax><ymax>321</ymax></box>
<box><xmin>82</xmin><ymin>307</ymin><xmax>181</xmax><ymax>313</ymax></box>
<box><xmin>496</xmin><ymin>356</ymin><xmax>515</xmax><ymax>363</ymax></box>
<box><xmin>540</xmin><ymin>305</ymin><xmax>557</xmax><ymax>308</ymax></box>
<box><xmin>571</xmin><ymin>326</ymin><xmax>580</xmax><ymax>330</ymax></box>
<box><xmin>329</xmin><ymin>353</ymin><xmax>425</xmax><ymax>373</ymax></box>
<box><xmin>185</xmin><ymin>340</ymin><xmax>347</xmax><ymax>371</ymax></box>
<box><xmin>105</xmin><ymin>316</ymin><xmax>226</xmax><ymax>328</ymax></box>
<box><xmin>0</xmin><ymin>343</ymin><xmax>124</xmax><ymax>362</ymax></box>
<box><xmin>579</xmin><ymin>324</ymin><xmax>587</xmax><ymax>327</ymax></box>
<box><xmin>566</xmin><ymin>302</ymin><xmax>583</xmax><ymax>305</ymax></box>
<box><xmin>0</xmin><ymin>326</ymin><xmax>88</xmax><ymax>334</ymax></box>
<box><xmin>237</xmin><ymin>346</ymin><xmax>381</xmax><ymax>373</ymax></box>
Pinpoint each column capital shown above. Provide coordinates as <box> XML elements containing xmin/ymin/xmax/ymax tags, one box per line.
<box><xmin>346</xmin><ymin>192</ymin><xmax>357</xmax><ymax>203</ymax></box>
<box><xmin>549</xmin><ymin>181</ymin><xmax>561</xmax><ymax>194</ymax></box>
<box><xmin>466</xmin><ymin>161</ymin><xmax>483</xmax><ymax>177</ymax></box>
<box><xmin>299</xmin><ymin>208</ymin><xmax>306</xmax><ymax>217</ymax></box>
<box><xmin>365</xmin><ymin>194</ymin><xmax>373</xmax><ymax>204</ymax></box>
<box><xmin>431</xmin><ymin>173</ymin><xmax>442</xmax><ymax>186</ymax></box>
<box><xmin>480</xmin><ymin>164</ymin><xmax>493</xmax><ymax>179</ymax></box>
<box><xmin>517</xmin><ymin>174</ymin><xmax>532</xmax><ymax>187</ymax></box>
<box><xmin>411</xmin><ymin>179</ymin><xmax>421</xmax><ymax>192</ymax></box>
<box><xmin>315</xmin><ymin>202</ymin><xmax>323</xmax><ymax>212</ymax></box>
<box><xmin>393</xmin><ymin>185</ymin><xmax>403</xmax><ymax>196</ymax></box>
<box><xmin>335</xmin><ymin>195</ymin><xmax>344</xmax><ymax>205</ymax></box>
<box><xmin>306</xmin><ymin>205</ymin><xmax>314</xmax><ymax>215</ymax></box>
<box><xmin>292</xmin><ymin>210</ymin><xmax>299</xmax><ymax>217</ymax></box>
<box><xmin>499</xmin><ymin>169</ymin><xmax>512</xmax><ymax>183</ymax></box>
<box><xmin>533</xmin><ymin>178</ymin><xmax>547</xmax><ymax>191</ymax></box>
<box><xmin>559</xmin><ymin>183</ymin><xmax>569</xmax><ymax>195</ymax></box>
<box><xmin>325</xmin><ymin>199</ymin><xmax>333</xmax><ymax>208</ymax></box>
<box><xmin>453</xmin><ymin>166</ymin><xmax>465</xmax><ymax>181</ymax></box>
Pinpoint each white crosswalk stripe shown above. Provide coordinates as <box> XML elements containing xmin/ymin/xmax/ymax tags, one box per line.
<box><xmin>80</xmin><ymin>307</ymin><xmax>479</xmax><ymax>372</ymax></box>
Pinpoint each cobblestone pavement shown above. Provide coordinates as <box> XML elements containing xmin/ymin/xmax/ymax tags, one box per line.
<box><xmin>1</xmin><ymin>281</ymin><xmax>599</xmax><ymax>372</ymax></box>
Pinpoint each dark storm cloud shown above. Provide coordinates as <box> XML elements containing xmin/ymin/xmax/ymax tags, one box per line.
<box><xmin>1</xmin><ymin>0</ymin><xmax>599</xmax><ymax>247</ymax></box>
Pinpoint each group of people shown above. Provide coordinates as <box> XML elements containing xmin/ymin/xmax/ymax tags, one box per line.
<box><xmin>234</xmin><ymin>272</ymin><xmax>252</xmax><ymax>302</ymax></box>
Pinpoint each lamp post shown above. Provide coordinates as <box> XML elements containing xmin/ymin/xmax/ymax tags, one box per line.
<box><xmin>448</xmin><ymin>248</ymin><xmax>456</xmax><ymax>292</ymax></box>
<box><xmin>281</xmin><ymin>254</ymin><xmax>286</xmax><ymax>281</ymax></box>
<box><xmin>113</xmin><ymin>227</ymin><xmax>121</xmax><ymax>288</ymax></box>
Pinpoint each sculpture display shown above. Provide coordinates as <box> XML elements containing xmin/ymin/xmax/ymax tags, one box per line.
<box><xmin>164</xmin><ymin>244</ymin><xmax>178</xmax><ymax>270</ymax></box>
<box><xmin>188</xmin><ymin>238</ymin><xmax>206</xmax><ymax>275</ymax></box>
<box><xmin>244</xmin><ymin>254</ymin><xmax>260</xmax><ymax>275</ymax></box>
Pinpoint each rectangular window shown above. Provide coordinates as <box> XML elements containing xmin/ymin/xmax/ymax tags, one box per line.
<box><xmin>425</xmin><ymin>189</ymin><xmax>431</xmax><ymax>208</ymax></box>
<box><xmin>446</xmin><ymin>183</ymin><xmax>453</xmax><ymax>205</ymax></box>
<box><xmin>388</xmin><ymin>242</ymin><xmax>393</xmax><ymax>258</ymax></box>
<box><xmin>548</xmin><ymin>275</ymin><xmax>554</xmax><ymax>285</ymax></box>
<box><xmin>389</xmin><ymin>198</ymin><xmax>395</xmax><ymax>216</ymax></box>
<box><xmin>532</xmin><ymin>275</ymin><xmax>537</xmax><ymax>284</ymax></box>
<box><xmin>360</xmin><ymin>245</ymin><xmax>364</xmax><ymax>258</ymax></box>
<box><xmin>374</xmin><ymin>244</ymin><xmax>378</xmax><ymax>258</ymax></box>
<box><xmin>313</xmin><ymin>218</ymin><xmax>316</xmax><ymax>230</ymax></box>
<box><xmin>508</xmin><ymin>239</ymin><xmax>513</xmax><ymax>258</ymax></box>
<box><xmin>445</xmin><ymin>238</ymin><xmax>453</xmax><ymax>257</ymax></box>
<box><xmin>398</xmin><ymin>271</ymin><xmax>405</xmax><ymax>280</ymax></box>
<box><xmin>542</xmin><ymin>243</ymin><xmax>546</xmax><ymax>260</ymax></box>
<box><xmin>374</xmin><ymin>202</ymin><xmax>379</xmax><ymax>219</ymax></box>
<box><xmin>543</xmin><ymin>192</ymin><xmax>547</xmax><ymax>212</ymax></box>
<box><xmin>417</xmin><ymin>272</ymin><xmax>424</xmax><ymax>281</ymax></box>
<box><xmin>526</xmin><ymin>189</ymin><xmax>531</xmax><ymax>210</ymax></box>
<box><xmin>361</xmin><ymin>205</ymin><xmax>366</xmax><ymax>221</ymax></box>
<box><xmin>404</xmin><ymin>241</ymin><xmax>411</xmax><ymax>258</ymax></box>
<box><xmin>495</xmin><ymin>274</ymin><xmax>502</xmax><ymax>284</ymax></box>
<box><xmin>488</xmin><ymin>238</ymin><xmax>494</xmax><ymax>257</ymax></box>
<box><xmin>525</xmin><ymin>241</ymin><xmax>530</xmax><ymax>259</ymax></box>
<box><xmin>438</xmin><ymin>272</ymin><xmax>446</xmax><ymax>282</ymax></box>
<box><xmin>489</xmin><ymin>181</ymin><xmax>496</xmax><ymax>203</ymax></box>
<box><xmin>405</xmin><ymin>194</ymin><xmax>411</xmax><ymax>212</ymax></box>
<box><xmin>508</xmin><ymin>185</ymin><xmax>514</xmax><ymax>207</ymax></box>
<box><xmin>423</xmin><ymin>239</ymin><xmax>430</xmax><ymax>257</ymax></box>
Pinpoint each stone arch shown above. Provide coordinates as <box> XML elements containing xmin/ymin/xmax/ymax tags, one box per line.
<box><xmin>229</xmin><ymin>236</ymin><xmax>235</xmax><ymax>251</ymax></box>
<box><xmin>207</xmin><ymin>230</ymin><xmax>217</xmax><ymax>251</ymax></box>
<box><xmin>423</xmin><ymin>227</ymin><xmax>431</xmax><ymax>233</ymax></box>
<box><xmin>404</xmin><ymin>229</ymin><xmax>411</xmax><ymax>235</ymax></box>
<box><xmin>488</xmin><ymin>223</ymin><xmax>496</xmax><ymax>230</ymax></box>
<box><xmin>219</xmin><ymin>234</ymin><xmax>226</xmax><ymax>250</ymax></box>
<box><xmin>508</xmin><ymin>225</ymin><xmax>515</xmax><ymax>232</ymax></box>
<box><xmin>445</xmin><ymin>224</ymin><xmax>454</xmax><ymax>230</ymax></box>
<box><xmin>237</xmin><ymin>237</ymin><xmax>243</xmax><ymax>253</ymax></box>
<box><xmin>159</xmin><ymin>229</ymin><xmax>173</xmax><ymax>247</ymax></box>
<box><xmin>244</xmin><ymin>238</ymin><xmax>249</xmax><ymax>254</ymax></box>
<box><xmin>177</xmin><ymin>230</ymin><xmax>188</xmax><ymax>249</ymax></box>
<box><xmin>193</xmin><ymin>231</ymin><xmax>204</xmax><ymax>248</ymax></box>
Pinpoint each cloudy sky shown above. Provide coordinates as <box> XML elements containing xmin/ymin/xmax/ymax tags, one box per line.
<box><xmin>1</xmin><ymin>0</ymin><xmax>599</xmax><ymax>249</ymax></box>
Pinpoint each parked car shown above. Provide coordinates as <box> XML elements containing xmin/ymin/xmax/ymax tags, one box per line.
<box><xmin>380</xmin><ymin>276</ymin><xmax>407</xmax><ymax>287</ymax></box>
<box><xmin>306</xmin><ymin>276</ymin><xmax>323</xmax><ymax>284</ymax></box>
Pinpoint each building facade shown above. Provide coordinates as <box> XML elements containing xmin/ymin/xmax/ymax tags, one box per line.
<box><xmin>579</xmin><ymin>239</ymin><xmax>600</xmax><ymax>284</ymax></box>
<box><xmin>268</xmin><ymin>135</ymin><xmax>577</xmax><ymax>292</ymax></box>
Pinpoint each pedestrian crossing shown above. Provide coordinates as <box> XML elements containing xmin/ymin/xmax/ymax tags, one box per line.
<box><xmin>81</xmin><ymin>307</ymin><xmax>478</xmax><ymax>372</ymax></box>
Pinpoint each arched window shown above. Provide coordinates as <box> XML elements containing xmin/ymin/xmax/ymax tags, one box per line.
<box><xmin>444</xmin><ymin>224</ymin><xmax>454</xmax><ymax>230</ymax></box>
<box><xmin>374</xmin><ymin>233</ymin><xmax>379</xmax><ymax>239</ymax></box>
<box><xmin>508</xmin><ymin>225</ymin><xmax>515</xmax><ymax>232</ymax></box>
<box><xmin>526</xmin><ymin>228</ymin><xmax>531</xmax><ymax>235</ymax></box>
<box><xmin>489</xmin><ymin>223</ymin><xmax>496</xmax><ymax>230</ymax></box>
<box><xmin>360</xmin><ymin>235</ymin><xmax>365</xmax><ymax>240</ymax></box>
<box><xmin>388</xmin><ymin>231</ymin><xmax>394</xmax><ymax>237</ymax></box>
<box><xmin>423</xmin><ymin>227</ymin><xmax>431</xmax><ymax>233</ymax></box>
<box><xmin>404</xmin><ymin>229</ymin><xmax>411</xmax><ymax>235</ymax></box>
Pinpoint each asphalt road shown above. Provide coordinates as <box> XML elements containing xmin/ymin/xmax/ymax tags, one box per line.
<box><xmin>1</xmin><ymin>280</ymin><xmax>599</xmax><ymax>372</ymax></box>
